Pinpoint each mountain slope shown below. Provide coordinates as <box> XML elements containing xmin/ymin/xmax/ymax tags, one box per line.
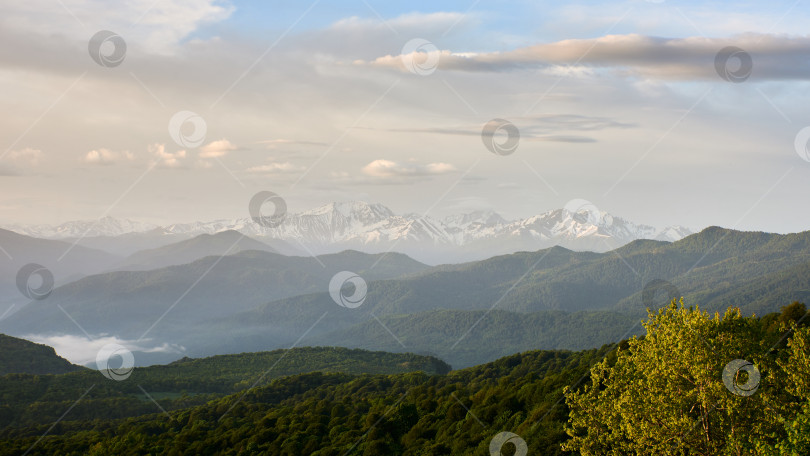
<box><xmin>0</xmin><ymin>346</ymin><xmax>450</xmax><ymax>430</ymax></box>
<box><xmin>0</xmin><ymin>249</ymin><xmax>428</xmax><ymax>357</ymax></box>
<box><xmin>116</xmin><ymin>230</ymin><xmax>279</xmax><ymax>271</ymax></box>
<box><xmin>3</xmin><ymin>226</ymin><xmax>806</xmax><ymax>369</ymax></box>
<box><xmin>0</xmin><ymin>347</ymin><xmax>611</xmax><ymax>455</ymax></box>
<box><xmin>196</xmin><ymin>227</ymin><xmax>810</xmax><ymax>367</ymax></box>
<box><xmin>0</xmin><ymin>228</ymin><xmax>120</xmax><ymax>300</ymax></box>
<box><xmin>308</xmin><ymin>309</ymin><xmax>640</xmax><ymax>368</ymax></box>
<box><xmin>0</xmin><ymin>334</ymin><xmax>83</xmax><ymax>375</ymax></box>
<box><xmin>0</xmin><ymin>306</ymin><xmax>800</xmax><ymax>455</ymax></box>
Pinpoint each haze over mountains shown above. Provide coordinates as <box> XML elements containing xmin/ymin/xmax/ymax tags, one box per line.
<box><xmin>0</xmin><ymin>228</ymin><xmax>120</xmax><ymax>299</ymax></box>
<box><xmin>2</xmin><ymin>218</ymin><xmax>808</xmax><ymax>368</ymax></box>
<box><xmin>3</xmin><ymin>201</ymin><xmax>692</xmax><ymax>264</ymax></box>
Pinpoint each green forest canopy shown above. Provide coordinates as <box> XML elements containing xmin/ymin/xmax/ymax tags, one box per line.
<box><xmin>1</xmin><ymin>301</ymin><xmax>807</xmax><ymax>455</ymax></box>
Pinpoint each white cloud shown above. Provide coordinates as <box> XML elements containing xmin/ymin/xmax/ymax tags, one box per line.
<box><xmin>149</xmin><ymin>143</ymin><xmax>187</xmax><ymax>168</ymax></box>
<box><xmin>6</xmin><ymin>147</ymin><xmax>42</xmax><ymax>165</ymax></box>
<box><xmin>331</xmin><ymin>12</ymin><xmax>468</xmax><ymax>33</ymax></box>
<box><xmin>0</xmin><ymin>0</ymin><xmax>234</xmax><ymax>56</ymax></box>
<box><xmin>363</xmin><ymin>33</ymin><xmax>810</xmax><ymax>81</ymax></box>
<box><xmin>362</xmin><ymin>159</ymin><xmax>456</xmax><ymax>178</ymax></box>
<box><xmin>0</xmin><ymin>147</ymin><xmax>43</xmax><ymax>176</ymax></box>
<box><xmin>82</xmin><ymin>148</ymin><xmax>134</xmax><ymax>165</ymax></box>
<box><xmin>246</xmin><ymin>161</ymin><xmax>305</xmax><ymax>174</ymax></box>
<box><xmin>0</xmin><ymin>2</ymin><xmax>808</xmax><ymax>234</ymax></box>
<box><xmin>22</xmin><ymin>333</ymin><xmax>184</xmax><ymax>366</ymax></box>
<box><xmin>200</xmin><ymin>138</ymin><xmax>238</xmax><ymax>158</ymax></box>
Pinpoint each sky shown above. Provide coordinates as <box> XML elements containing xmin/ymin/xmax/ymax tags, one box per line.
<box><xmin>0</xmin><ymin>0</ymin><xmax>809</xmax><ymax>233</ymax></box>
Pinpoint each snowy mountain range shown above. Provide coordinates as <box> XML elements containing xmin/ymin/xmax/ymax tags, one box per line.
<box><xmin>3</xmin><ymin>202</ymin><xmax>692</xmax><ymax>264</ymax></box>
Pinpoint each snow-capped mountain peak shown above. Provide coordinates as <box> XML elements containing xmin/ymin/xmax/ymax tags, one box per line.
<box><xmin>4</xmin><ymin>216</ymin><xmax>157</xmax><ymax>239</ymax></box>
<box><xmin>3</xmin><ymin>202</ymin><xmax>692</xmax><ymax>263</ymax></box>
<box><xmin>443</xmin><ymin>210</ymin><xmax>507</xmax><ymax>227</ymax></box>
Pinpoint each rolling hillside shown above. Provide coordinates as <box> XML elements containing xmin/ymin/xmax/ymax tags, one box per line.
<box><xmin>192</xmin><ymin>227</ymin><xmax>810</xmax><ymax>367</ymax></box>
<box><xmin>2</xmin><ymin>227</ymin><xmax>809</xmax><ymax>368</ymax></box>
<box><xmin>0</xmin><ymin>228</ymin><xmax>120</xmax><ymax>300</ymax></box>
<box><xmin>0</xmin><ymin>249</ymin><xmax>428</xmax><ymax>349</ymax></box>
<box><xmin>0</xmin><ymin>334</ymin><xmax>83</xmax><ymax>375</ymax></box>
<box><xmin>0</xmin><ymin>346</ymin><xmax>450</xmax><ymax>430</ymax></box>
<box><xmin>115</xmin><ymin>230</ymin><xmax>279</xmax><ymax>271</ymax></box>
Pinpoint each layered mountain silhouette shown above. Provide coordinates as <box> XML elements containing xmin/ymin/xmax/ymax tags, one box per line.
<box><xmin>4</xmin><ymin>202</ymin><xmax>691</xmax><ymax>264</ymax></box>
<box><xmin>2</xmin><ymin>225</ymin><xmax>808</xmax><ymax>368</ymax></box>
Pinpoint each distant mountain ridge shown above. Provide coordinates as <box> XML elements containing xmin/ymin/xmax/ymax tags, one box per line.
<box><xmin>0</xmin><ymin>228</ymin><xmax>121</xmax><ymax>299</ymax></box>
<box><xmin>6</xmin><ymin>217</ymin><xmax>158</xmax><ymax>238</ymax></box>
<box><xmin>3</xmin><ymin>202</ymin><xmax>692</xmax><ymax>263</ymax></box>
<box><xmin>116</xmin><ymin>230</ymin><xmax>280</xmax><ymax>271</ymax></box>
<box><xmin>4</xmin><ymin>226</ymin><xmax>807</xmax><ymax>369</ymax></box>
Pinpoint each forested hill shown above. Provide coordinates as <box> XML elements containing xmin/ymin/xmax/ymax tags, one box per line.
<box><xmin>0</xmin><ymin>346</ymin><xmax>450</xmax><ymax>431</ymax></box>
<box><xmin>2</xmin><ymin>302</ymin><xmax>807</xmax><ymax>455</ymax></box>
<box><xmin>2</xmin><ymin>347</ymin><xmax>605</xmax><ymax>455</ymax></box>
<box><xmin>0</xmin><ymin>334</ymin><xmax>83</xmax><ymax>375</ymax></box>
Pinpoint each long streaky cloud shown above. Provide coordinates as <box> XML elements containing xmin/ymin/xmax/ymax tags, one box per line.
<box><xmin>363</xmin><ymin>33</ymin><xmax>810</xmax><ymax>80</ymax></box>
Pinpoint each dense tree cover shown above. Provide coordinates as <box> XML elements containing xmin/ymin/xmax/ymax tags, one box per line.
<box><xmin>313</xmin><ymin>309</ymin><xmax>639</xmax><ymax>368</ymax></box>
<box><xmin>1</xmin><ymin>302</ymin><xmax>806</xmax><ymax>455</ymax></box>
<box><xmin>565</xmin><ymin>301</ymin><xmax>810</xmax><ymax>455</ymax></box>
<box><xmin>0</xmin><ymin>334</ymin><xmax>83</xmax><ymax>375</ymax></box>
<box><xmin>0</xmin><ymin>347</ymin><xmax>449</xmax><ymax>430</ymax></box>
<box><xmin>0</xmin><ymin>346</ymin><xmax>608</xmax><ymax>455</ymax></box>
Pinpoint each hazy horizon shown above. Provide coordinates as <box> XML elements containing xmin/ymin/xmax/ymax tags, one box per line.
<box><xmin>0</xmin><ymin>0</ymin><xmax>808</xmax><ymax>235</ymax></box>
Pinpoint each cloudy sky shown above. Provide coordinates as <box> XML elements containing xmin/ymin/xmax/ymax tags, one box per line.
<box><xmin>0</xmin><ymin>0</ymin><xmax>809</xmax><ymax>233</ymax></box>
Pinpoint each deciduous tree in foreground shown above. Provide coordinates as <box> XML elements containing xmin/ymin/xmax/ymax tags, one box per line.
<box><xmin>564</xmin><ymin>300</ymin><xmax>810</xmax><ymax>455</ymax></box>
